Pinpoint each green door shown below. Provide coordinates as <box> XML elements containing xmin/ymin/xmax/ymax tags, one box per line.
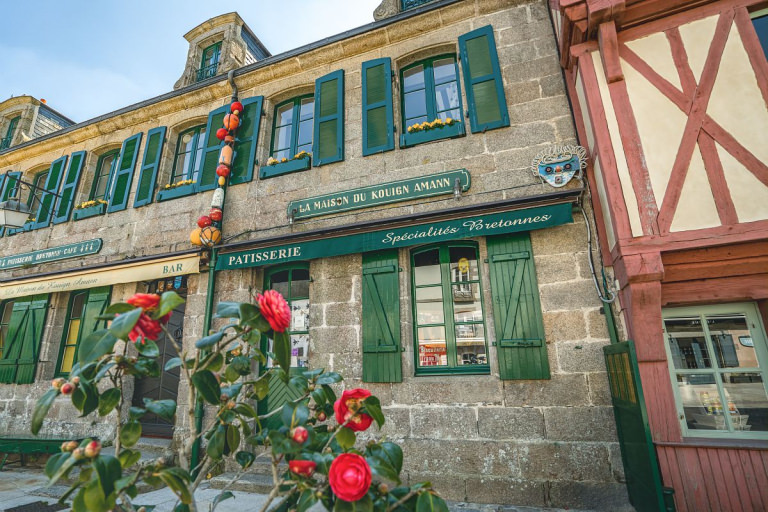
<box><xmin>258</xmin><ymin>265</ymin><xmax>310</xmax><ymax>430</ymax></box>
<box><xmin>603</xmin><ymin>340</ymin><xmax>667</xmax><ymax>512</ymax></box>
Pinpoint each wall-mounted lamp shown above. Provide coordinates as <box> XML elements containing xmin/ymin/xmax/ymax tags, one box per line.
<box><xmin>453</xmin><ymin>178</ymin><xmax>462</xmax><ymax>200</ymax></box>
<box><xmin>288</xmin><ymin>207</ymin><xmax>298</xmax><ymax>225</ymax></box>
<box><xmin>0</xmin><ymin>173</ymin><xmax>61</xmax><ymax>228</ymax></box>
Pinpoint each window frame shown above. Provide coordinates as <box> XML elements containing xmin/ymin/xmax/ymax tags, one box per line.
<box><xmin>198</xmin><ymin>41</ymin><xmax>222</xmax><ymax>81</ymax></box>
<box><xmin>662</xmin><ymin>302</ymin><xmax>768</xmax><ymax>440</ymax></box>
<box><xmin>170</xmin><ymin>124</ymin><xmax>207</xmax><ymax>185</ymax></box>
<box><xmin>262</xmin><ymin>263</ymin><xmax>311</xmax><ymax>369</ymax></box>
<box><xmin>410</xmin><ymin>241</ymin><xmax>490</xmax><ymax>376</ymax></box>
<box><xmin>0</xmin><ymin>300</ymin><xmax>13</xmax><ymax>361</ymax></box>
<box><xmin>1</xmin><ymin>116</ymin><xmax>20</xmax><ymax>149</ymax></box>
<box><xmin>55</xmin><ymin>290</ymin><xmax>88</xmax><ymax>377</ymax></box>
<box><xmin>27</xmin><ymin>170</ymin><xmax>49</xmax><ymax>208</ymax></box>
<box><xmin>399</xmin><ymin>54</ymin><xmax>465</xmax><ymax>148</ymax></box>
<box><xmin>89</xmin><ymin>149</ymin><xmax>120</xmax><ymax>202</ymax></box>
<box><xmin>269</xmin><ymin>94</ymin><xmax>315</xmax><ymax>161</ymax></box>
<box><xmin>751</xmin><ymin>7</ymin><xmax>768</xmax><ymax>60</ymax></box>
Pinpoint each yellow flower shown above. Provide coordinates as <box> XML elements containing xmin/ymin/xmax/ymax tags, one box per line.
<box><xmin>445</xmin><ymin>117</ymin><xmax>453</xmax><ymax>124</ymax></box>
<box><xmin>281</xmin><ymin>158</ymin><xmax>288</xmax><ymax>163</ymax></box>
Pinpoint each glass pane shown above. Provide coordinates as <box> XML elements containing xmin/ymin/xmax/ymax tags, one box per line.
<box><xmin>276</xmin><ymin>103</ymin><xmax>294</xmax><ymax>126</ymax></box>
<box><xmin>437</xmin><ymin>109</ymin><xmax>461</xmax><ymax>122</ymax></box>
<box><xmin>706</xmin><ymin>314</ymin><xmax>759</xmax><ymax>369</ymax></box>
<box><xmin>403</xmin><ymin>65</ymin><xmax>425</xmax><ymax>93</ymax></box>
<box><xmin>665</xmin><ymin>317</ymin><xmax>712</xmax><ymax>369</ymax></box>
<box><xmin>71</xmin><ymin>292</ymin><xmax>86</xmax><ymax>318</ymax></box>
<box><xmin>196</xmin><ymin>128</ymin><xmax>207</xmax><ymax>151</ymax></box>
<box><xmin>433</xmin><ymin>58</ymin><xmax>457</xmax><ymax>84</ymax></box>
<box><xmin>435</xmin><ymin>82</ymin><xmax>459</xmax><ymax>113</ymax></box>
<box><xmin>404</xmin><ymin>90</ymin><xmax>427</xmax><ymax>122</ymax></box>
<box><xmin>291</xmin><ymin>334</ymin><xmax>309</xmax><ymax>367</ymax></box>
<box><xmin>722</xmin><ymin>372</ymin><xmax>768</xmax><ymax>431</ymax></box>
<box><xmin>453</xmin><ymin>283</ymin><xmax>482</xmax><ymax>321</ymax></box>
<box><xmin>60</xmin><ymin>346</ymin><xmax>76</xmax><ymax>374</ymax></box>
<box><xmin>449</xmin><ymin>247</ymin><xmax>479</xmax><ymax>282</ymax></box>
<box><xmin>456</xmin><ymin>324</ymin><xmax>486</xmax><ymax>365</ymax></box>
<box><xmin>274</xmin><ymin>149</ymin><xmax>291</xmax><ymax>161</ymax></box>
<box><xmin>291</xmin><ymin>270</ymin><xmax>310</xmax><ymax>297</ymax></box>
<box><xmin>173</xmin><ymin>153</ymin><xmax>190</xmax><ymax>182</ymax></box>
<box><xmin>67</xmin><ymin>319</ymin><xmax>81</xmax><ymax>345</ymax></box>
<box><xmin>413</xmin><ymin>249</ymin><xmax>441</xmax><ymax>286</ymax></box>
<box><xmin>291</xmin><ymin>299</ymin><xmax>310</xmax><ymax>332</ymax></box>
<box><xmin>417</xmin><ymin>326</ymin><xmax>446</xmax><ymax>367</ymax></box>
<box><xmin>753</xmin><ymin>15</ymin><xmax>768</xmax><ymax>60</ymax></box>
<box><xmin>297</xmin><ymin>120</ymin><xmax>313</xmax><ymax>149</ymax></box>
<box><xmin>270</xmin><ymin>270</ymin><xmax>290</xmax><ymax>297</ymax></box>
<box><xmin>2</xmin><ymin>301</ymin><xmax>14</xmax><ymax>324</ymax></box>
<box><xmin>274</xmin><ymin>125</ymin><xmax>292</xmax><ymax>152</ymax></box>
<box><xmin>416</xmin><ymin>286</ymin><xmax>444</xmax><ymax>325</ymax></box>
<box><xmin>180</xmin><ymin>132</ymin><xmax>195</xmax><ymax>153</ymax></box>
<box><xmin>300</xmin><ymin>98</ymin><xmax>315</xmax><ymax>121</ymax></box>
<box><xmin>676</xmin><ymin>373</ymin><xmax>727</xmax><ymax>431</ymax></box>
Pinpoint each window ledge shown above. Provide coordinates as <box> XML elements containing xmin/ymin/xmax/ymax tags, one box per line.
<box><xmin>656</xmin><ymin>438</ymin><xmax>768</xmax><ymax>450</ymax></box>
<box><xmin>156</xmin><ymin>183</ymin><xmax>197</xmax><ymax>202</ymax></box>
<box><xmin>4</xmin><ymin>222</ymin><xmax>33</xmax><ymax>235</ymax></box>
<box><xmin>73</xmin><ymin>203</ymin><xmax>107</xmax><ymax>221</ymax></box>
<box><xmin>259</xmin><ymin>156</ymin><xmax>311</xmax><ymax>179</ymax></box>
<box><xmin>400</xmin><ymin>122</ymin><xmax>465</xmax><ymax>148</ymax></box>
<box><xmin>415</xmin><ymin>366</ymin><xmax>490</xmax><ymax>377</ymax></box>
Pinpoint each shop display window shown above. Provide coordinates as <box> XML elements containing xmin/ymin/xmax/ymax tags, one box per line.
<box><xmin>264</xmin><ymin>265</ymin><xmax>310</xmax><ymax>369</ymax></box>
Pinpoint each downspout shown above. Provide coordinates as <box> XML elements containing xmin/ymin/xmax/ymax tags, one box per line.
<box><xmin>191</xmin><ymin>70</ymin><xmax>238</xmax><ymax>478</ymax></box>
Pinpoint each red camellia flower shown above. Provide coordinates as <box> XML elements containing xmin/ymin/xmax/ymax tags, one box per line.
<box><xmin>127</xmin><ymin>293</ymin><xmax>160</xmax><ymax>311</ymax></box>
<box><xmin>334</xmin><ymin>389</ymin><xmax>373</xmax><ymax>432</ymax></box>
<box><xmin>288</xmin><ymin>459</ymin><xmax>316</xmax><ymax>478</ymax></box>
<box><xmin>328</xmin><ymin>453</ymin><xmax>372</xmax><ymax>502</ymax></box>
<box><xmin>128</xmin><ymin>313</ymin><xmax>163</xmax><ymax>344</ymax></box>
<box><xmin>255</xmin><ymin>290</ymin><xmax>291</xmax><ymax>332</ymax></box>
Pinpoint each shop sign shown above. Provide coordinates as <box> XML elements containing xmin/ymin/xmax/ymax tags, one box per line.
<box><xmin>287</xmin><ymin>169</ymin><xmax>470</xmax><ymax>220</ymax></box>
<box><xmin>0</xmin><ymin>239</ymin><xmax>103</xmax><ymax>270</ymax></box>
<box><xmin>218</xmin><ymin>202</ymin><xmax>572</xmax><ymax>270</ymax></box>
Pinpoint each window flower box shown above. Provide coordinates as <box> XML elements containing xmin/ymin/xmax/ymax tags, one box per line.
<box><xmin>73</xmin><ymin>202</ymin><xmax>107</xmax><ymax>221</ymax></box>
<box><xmin>156</xmin><ymin>183</ymin><xmax>197</xmax><ymax>202</ymax></box>
<box><xmin>259</xmin><ymin>155</ymin><xmax>311</xmax><ymax>180</ymax></box>
<box><xmin>400</xmin><ymin>121</ymin><xmax>465</xmax><ymax>148</ymax></box>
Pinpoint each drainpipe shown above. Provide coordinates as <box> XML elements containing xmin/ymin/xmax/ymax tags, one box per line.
<box><xmin>191</xmin><ymin>70</ymin><xmax>238</xmax><ymax>479</ymax></box>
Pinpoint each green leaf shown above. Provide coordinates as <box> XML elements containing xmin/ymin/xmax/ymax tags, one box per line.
<box><xmin>376</xmin><ymin>442</ymin><xmax>403</xmax><ymax>474</ymax></box>
<box><xmin>235</xmin><ymin>450</ymin><xmax>255</xmax><ymax>469</ymax></box>
<box><xmin>46</xmin><ymin>452</ymin><xmax>77</xmax><ymax>486</ymax></box>
<box><xmin>207</xmin><ymin>425</ymin><xmax>226</xmax><ymax>459</ymax></box>
<box><xmin>215</xmin><ymin>301</ymin><xmax>244</xmax><ymax>319</ymax></box>
<box><xmin>117</xmin><ymin>449</ymin><xmax>141</xmax><ymax>469</ymax></box>
<box><xmin>212</xmin><ymin>491</ymin><xmax>235</xmax><ymax>511</ymax></box>
<box><xmin>143</xmin><ymin>399</ymin><xmax>177</xmax><ymax>421</ymax></box>
<box><xmin>316</xmin><ymin>372</ymin><xmax>342</xmax><ymax>385</ymax></box>
<box><xmin>93</xmin><ymin>455</ymin><xmax>121</xmax><ymax>498</ymax></box>
<box><xmin>93</xmin><ymin>362</ymin><xmax>116</xmax><ymax>381</ymax></box>
<box><xmin>136</xmin><ymin>338</ymin><xmax>160</xmax><ymax>357</ymax></box>
<box><xmin>129</xmin><ymin>407</ymin><xmax>146</xmax><ymax>421</ymax></box>
<box><xmin>273</xmin><ymin>331</ymin><xmax>290</xmax><ymax>375</ymax></box>
<box><xmin>334</xmin><ymin>493</ymin><xmax>373</xmax><ymax>512</ymax></box>
<box><xmin>44</xmin><ymin>452</ymin><xmax>69</xmax><ymax>479</ymax></box>
<box><xmin>108</xmin><ymin>307</ymin><xmax>142</xmax><ymax>340</ymax></box>
<box><xmin>196</xmin><ymin>331</ymin><xmax>225</xmax><ymax>349</ymax></box>
<box><xmin>281</xmin><ymin>402</ymin><xmax>310</xmax><ymax>428</ymax></box>
<box><xmin>205</xmin><ymin>352</ymin><xmax>225</xmax><ymax>372</ymax></box>
<box><xmin>234</xmin><ymin>403</ymin><xmax>257</xmax><ymax>418</ymax></box>
<box><xmin>153</xmin><ymin>291</ymin><xmax>185</xmax><ymax>320</ymax></box>
<box><xmin>83</xmin><ymin>479</ymin><xmax>110</xmax><ymax>512</ymax></box>
<box><xmin>336</xmin><ymin>426</ymin><xmax>356</xmax><ymax>451</ymax></box>
<box><xmin>120</xmin><ymin>421</ymin><xmax>141</xmax><ymax>447</ymax></box>
<box><xmin>240</xmin><ymin>303</ymin><xmax>271</xmax><ymax>332</ymax></box>
<box><xmin>78</xmin><ymin>329</ymin><xmax>118</xmax><ymax>364</ymax></box>
<box><xmin>105</xmin><ymin>303</ymin><xmax>135</xmax><ymax>315</ymax></box>
<box><xmin>164</xmin><ymin>357</ymin><xmax>182</xmax><ymax>371</ymax></box>
<box><xmin>226</xmin><ymin>424</ymin><xmax>241</xmax><ymax>453</ymax></box>
<box><xmin>298</xmin><ymin>489</ymin><xmax>318</xmax><ymax>512</ymax></box>
<box><xmin>366</xmin><ymin>455</ymin><xmax>400</xmax><ymax>485</ymax></box>
<box><xmin>191</xmin><ymin>370</ymin><xmax>221</xmax><ymax>405</ymax></box>
<box><xmin>98</xmin><ymin>388</ymin><xmax>122</xmax><ymax>416</ymax></box>
<box><xmin>31</xmin><ymin>388</ymin><xmax>58</xmax><ymax>435</ymax></box>
<box><xmin>416</xmin><ymin>492</ymin><xmax>448</xmax><ymax>512</ymax></box>
<box><xmin>252</xmin><ymin>378</ymin><xmax>269</xmax><ymax>400</ymax></box>
<box><xmin>230</xmin><ymin>355</ymin><xmax>251</xmax><ymax>375</ymax></box>
<box><xmin>362</xmin><ymin>397</ymin><xmax>385</xmax><ymax>429</ymax></box>
<box><xmin>158</xmin><ymin>468</ymin><xmax>192</xmax><ymax>504</ymax></box>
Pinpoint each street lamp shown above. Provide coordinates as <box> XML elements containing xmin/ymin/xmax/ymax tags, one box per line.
<box><xmin>0</xmin><ymin>173</ymin><xmax>62</xmax><ymax>228</ymax></box>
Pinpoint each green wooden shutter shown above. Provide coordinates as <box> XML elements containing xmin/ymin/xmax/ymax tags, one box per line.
<box><xmin>362</xmin><ymin>58</ymin><xmax>394</xmax><ymax>156</ymax></box>
<box><xmin>198</xmin><ymin>104</ymin><xmax>229</xmax><ymax>191</ymax></box>
<box><xmin>487</xmin><ymin>233</ymin><xmax>549</xmax><ymax>380</ymax></box>
<box><xmin>0</xmin><ymin>295</ymin><xmax>49</xmax><ymax>384</ymax></box>
<box><xmin>362</xmin><ymin>250</ymin><xmax>402</xmax><ymax>383</ymax></box>
<box><xmin>313</xmin><ymin>70</ymin><xmax>345</xmax><ymax>166</ymax></box>
<box><xmin>0</xmin><ymin>171</ymin><xmax>21</xmax><ymax>237</ymax></box>
<box><xmin>33</xmin><ymin>156</ymin><xmax>68</xmax><ymax>229</ymax></box>
<box><xmin>52</xmin><ymin>151</ymin><xmax>86</xmax><ymax>224</ymax></box>
<box><xmin>133</xmin><ymin>127</ymin><xmax>166</xmax><ymax>207</ymax></box>
<box><xmin>107</xmin><ymin>132</ymin><xmax>143</xmax><ymax>213</ymax></box>
<box><xmin>230</xmin><ymin>96</ymin><xmax>263</xmax><ymax>186</ymax></box>
<box><xmin>75</xmin><ymin>287</ymin><xmax>112</xmax><ymax>365</ymax></box>
<box><xmin>459</xmin><ymin>25</ymin><xmax>510</xmax><ymax>133</ymax></box>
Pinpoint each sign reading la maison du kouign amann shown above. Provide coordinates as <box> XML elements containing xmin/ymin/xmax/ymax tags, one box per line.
<box><xmin>287</xmin><ymin>169</ymin><xmax>470</xmax><ymax>220</ymax></box>
<box><xmin>0</xmin><ymin>239</ymin><xmax>103</xmax><ymax>270</ymax></box>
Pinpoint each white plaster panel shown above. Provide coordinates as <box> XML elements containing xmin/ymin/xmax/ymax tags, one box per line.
<box><xmin>678</xmin><ymin>14</ymin><xmax>719</xmax><ymax>82</ymax></box>
<box><xmin>707</xmin><ymin>24</ymin><xmax>768</xmax><ymax>166</ymax></box>
<box><xmin>591</xmin><ymin>51</ymin><xmax>643</xmax><ymax>237</ymax></box>
<box><xmin>621</xmin><ymin>56</ymin><xmax>688</xmax><ymax>209</ymax></box>
<box><xmin>625</xmin><ymin>31</ymin><xmax>682</xmax><ymax>90</ymax></box>
<box><xmin>670</xmin><ymin>144</ymin><xmax>721</xmax><ymax>232</ymax></box>
<box><xmin>592</xmin><ymin>157</ymin><xmax>616</xmax><ymax>249</ymax></box>
<box><xmin>716</xmin><ymin>142</ymin><xmax>768</xmax><ymax>223</ymax></box>
<box><xmin>575</xmin><ymin>68</ymin><xmax>595</xmax><ymax>153</ymax></box>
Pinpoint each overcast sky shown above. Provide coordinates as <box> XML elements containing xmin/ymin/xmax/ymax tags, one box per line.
<box><xmin>0</xmin><ymin>0</ymin><xmax>382</xmax><ymax>123</ymax></box>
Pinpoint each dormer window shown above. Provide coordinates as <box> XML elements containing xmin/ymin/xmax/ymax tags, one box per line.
<box><xmin>197</xmin><ymin>42</ymin><xmax>222</xmax><ymax>82</ymax></box>
<box><xmin>1</xmin><ymin>116</ymin><xmax>19</xmax><ymax>150</ymax></box>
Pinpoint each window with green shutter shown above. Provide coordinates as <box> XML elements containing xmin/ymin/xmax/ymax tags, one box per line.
<box><xmin>458</xmin><ymin>25</ymin><xmax>510</xmax><ymax>133</ymax></box>
<box><xmin>107</xmin><ymin>132</ymin><xmax>143</xmax><ymax>213</ymax></box>
<box><xmin>28</xmin><ymin>170</ymin><xmax>48</xmax><ymax>208</ymax></box>
<box><xmin>134</xmin><ymin>127</ymin><xmax>166</xmax><ymax>207</ymax></box>
<box><xmin>362</xmin><ymin>250</ymin><xmax>402</xmax><ymax>383</ymax></box>
<box><xmin>0</xmin><ymin>171</ymin><xmax>21</xmax><ymax>237</ymax></box>
<box><xmin>314</xmin><ymin>70</ymin><xmax>344</xmax><ymax>166</ymax></box>
<box><xmin>362</xmin><ymin>58</ymin><xmax>395</xmax><ymax>156</ymax></box>
<box><xmin>56</xmin><ymin>287</ymin><xmax>111</xmax><ymax>377</ymax></box>
<box><xmin>410</xmin><ymin>243</ymin><xmax>489</xmax><ymax>375</ymax></box>
<box><xmin>197</xmin><ymin>105</ymin><xmax>229</xmax><ymax>193</ymax></box>
<box><xmin>170</xmin><ymin>125</ymin><xmax>206</xmax><ymax>184</ymax></box>
<box><xmin>0</xmin><ymin>294</ymin><xmax>49</xmax><ymax>384</ymax></box>
<box><xmin>261</xmin><ymin>95</ymin><xmax>314</xmax><ymax>179</ymax></box>
<box><xmin>52</xmin><ymin>151</ymin><xmax>86</xmax><ymax>224</ymax></box>
<box><xmin>198</xmin><ymin>41</ymin><xmax>222</xmax><ymax>82</ymax></box>
<box><xmin>33</xmin><ymin>155</ymin><xmax>68</xmax><ymax>229</ymax></box>
<box><xmin>230</xmin><ymin>96</ymin><xmax>263</xmax><ymax>185</ymax></box>
<box><xmin>487</xmin><ymin>233</ymin><xmax>549</xmax><ymax>380</ymax></box>
<box><xmin>91</xmin><ymin>150</ymin><xmax>120</xmax><ymax>202</ymax></box>
<box><xmin>1</xmin><ymin>116</ymin><xmax>19</xmax><ymax>150</ymax></box>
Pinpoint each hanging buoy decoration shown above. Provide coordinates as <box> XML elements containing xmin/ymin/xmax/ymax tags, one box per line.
<box><xmin>218</xmin><ymin>176</ymin><xmax>226</xmax><ymax>186</ymax></box>
<box><xmin>216</xmin><ymin>128</ymin><xmax>228</xmax><ymax>141</ymax></box>
<box><xmin>223</xmin><ymin>113</ymin><xmax>240</xmax><ymax>131</ymax></box>
<box><xmin>200</xmin><ymin>226</ymin><xmax>222</xmax><ymax>247</ymax></box>
<box><xmin>211</xmin><ymin>188</ymin><xmax>225</xmax><ymax>209</ymax></box>
<box><xmin>197</xmin><ymin>215</ymin><xmax>212</xmax><ymax>228</ymax></box>
<box><xmin>216</xmin><ymin>164</ymin><xmax>231</xmax><ymax>177</ymax></box>
<box><xmin>224</xmin><ymin>135</ymin><xmax>235</xmax><ymax>143</ymax></box>
<box><xmin>219</xmin><ymin>144</ymin><xmax>233</xmax><ymax>166</ymax></box>
<box><xmin>230</xmin><ymin>101</ymin><xmax>244</xmax><ymax>115</ymax></box>
<box><xmin>190</xmin><ymin>227</ymin><xmax>203</xmax><ymax>246</ymax></box>
<box><xmin>209</xmin><ymin>208</ymin><xmax>223</xmax><ymax>222</ymax></box>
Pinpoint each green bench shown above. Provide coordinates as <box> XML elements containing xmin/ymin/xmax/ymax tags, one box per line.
<box><xmin>0</xmin><ymin>437</ymin><xmax>70</xmax><ymax>470</ymax></box>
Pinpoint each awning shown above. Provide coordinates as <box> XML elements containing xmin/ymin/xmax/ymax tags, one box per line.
<box><xmin>0</xmin><ymin>253</ymin><xmax>200</xmax><ymax>300</ymax></box>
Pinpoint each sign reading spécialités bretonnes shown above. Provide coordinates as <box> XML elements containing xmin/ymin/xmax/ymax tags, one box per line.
<box><xmin>0</xmin><ymin>239</ymin><xmax>103</xmax><ymax>270</ymax></box>
<box><xmin>287</xmin><ymin>169</ymin><xmax>470</xmax><ymax>220</ymax></box>
<box><xmin>218</xmin><ymin>203</ymin><xmax>572</xmax><ymax>270</ymax></box>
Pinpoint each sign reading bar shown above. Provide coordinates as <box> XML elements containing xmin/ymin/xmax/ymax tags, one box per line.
<box><xmin>288</xmin><ymin>169</ymin><xmax>470</xmax><ymax>220</ymax></box>
<box><xmin>218</xmin><ymin>202</ymin><xmax>572</xmax><ymax>271</ymax></box>
<box><xmin>0</xmin><ymin>239</ymin><xmax>103</xmax><ymax>270</ymax></box>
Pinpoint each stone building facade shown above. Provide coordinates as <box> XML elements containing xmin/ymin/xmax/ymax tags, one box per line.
<box><xmin>0</xmin><ymin>1</ymin><xmax>630</xmax><ymax>508</ymax></box>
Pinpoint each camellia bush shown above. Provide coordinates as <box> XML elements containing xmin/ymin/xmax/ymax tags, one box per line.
<box><xmin>32</xmin><ymin>291</ymin><xmax>448</xmax><ymax>512</ymax></box>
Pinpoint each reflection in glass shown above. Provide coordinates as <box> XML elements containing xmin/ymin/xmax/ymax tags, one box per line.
<box><xmin>418</xmin><ymin>326</ymin><xmax>447</xmax><ymax>367</ymax></box>
<box><xmin>676</xmin><ymin>374</ymin><xmax>727</xmax><ymax>430</ymax></box>
<box><xmin>291</xmin><ymin>269</ymin><xmax>310</xmax><ymax>298</ymax></box>
<box><xmin>665</xmin><ymin>317</ymin><xmax>712</xmax><ymax>369</ymax></box>
<box><xmin>453</xmin><ymin>284</ymin><xmax>481</xmax><ymax>320</ymax></box>
<box><xmin>707</xmin><ymin>314</ymin><xmax>758</xmax><ymax>369</ymax></box>
<box><xmin>433</xmin><ymin>59</ymin><xmax>456</xmax><ymax>84</ymax></box>
<box><xmin>414</xmin><ymin>249</ymin><xmax>441</xmax><ymax>286</ymax></box>
<box><xmin>404</xmin><ymin>90</ymin><xmax>428</xmax><ymax>123</ymax></box>
<box><xmin>723</xmin><ymin>372</ymin><xmax>768</xmax><ymax>431</ymax></box>
<box><xmin>416</xmin><ymin>286</ymin><xmax>444</xmax><ymax>325</ymax></box>
<box><xmin>456</xmin><ymin>324</ymin><xmax>486</xmax><ymax>365</ymax></box>
<box><xmin>403</xmin><ymin>65</ymin><xmax>425</xmax><ymax>92</ymax></box>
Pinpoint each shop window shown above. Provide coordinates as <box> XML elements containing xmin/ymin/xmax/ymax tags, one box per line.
<box><xmin>55</xmin><ymin>287</ymin><xmax>111</xmax><ymax>377</ymax></box>
<box><xmin>411</xmin><ymin>243</ymin><xmax>489</xmax><ymax>374</ymax></box>
<box><xmin>752</xmin><ymin>8</ymin><xmax>768</xmax><ymax>59</ymax></box>
<box><xmin>197</xmin><ymin>41</ymin><xmax>222</xmax><ymax>82</ymax></box>
<box><xmin>1</xmin><ymin>116</ymin><xmax>19</xmax><ymax>150</ymax></box>
<box><xmin>264</xmin><ymin>265</ymin><xmax>311</xmax><ymax>369</ymax></box>
<box><xmin>0</xmin><ymin>294</ymin><xmax>49</xmax><ymax>384</ymax></box>
<box><xmin>170</xmin><ymin>125</ymin><xmax>206</xmax><ymax>185</ymax></box>
<box><xmin>663</xmin><ymin>303</ymin><xmax>768</xmax><ymax>438</ymax></box>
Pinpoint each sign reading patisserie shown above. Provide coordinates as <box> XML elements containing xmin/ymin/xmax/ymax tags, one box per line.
<box><xmin>287</xmin><ymin>169</ymin><xmax>470</xmax><ymax>220</ymax></box>
<box><xmin>0</xmin><ymin>239</ymin><xmax>103</xmax><ymax>270</ymax></box>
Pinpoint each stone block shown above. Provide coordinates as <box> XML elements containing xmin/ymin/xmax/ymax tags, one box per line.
<box><xmin>363</xmin><ymin>383</ymin><xmax>394</xmax><ymax>405</ymax></box>
<box><xmin>359</xmin><ymin>406</ymin><xmax>411</xmax><ymax>441</ymax></box>
<box><xmin>547</xmin><ymin>481</ymin><xmax>633</xmax><ymax>511</ymax></box>
<box><xmin>438</xmin><ymin>0</ymin><xmax>477</xmax><ymax>26</ymax></box>
<box><xmin>392</xmin><ymin>376</ymin><xmax>503</xmax><ymax>405</ymax></box>
<box><xmin>534</xmin><ymin>253</ymin><xmax>578</xmax><ymax>285</ymax></box>
<box><xmin>543</xmin><ymin>310</ymin><xmax>587</xmax><ymax>343</ymax></box>
<box><xmin>386</xmin><ymin>11</ymin><xmax>442</xmax><ymax>44</ymax></box>
<box><xmin>586</xmin><ymin>307</ymin><xmax>611</xmax><ymax>340</ymax></box>
<box><xmin>406</xmin><ymin>473</ymin><xmax>468</xmax><ymax>502</ymax></box>
<box><xmin>540</xmin><ymin>279</ymin><xmax>601</xmax><ymax>311</ymax></box>
<box><xmin>554</xmin><ymin>115</ymin><xmax>577</xmax><ymax>141</ymax></box>
<box><xmin>310</xmin><ymin>326</ymin><xmax>359</xmax><ymax>354</ymax></box>
<box><xmin>608</xmin><ymin>442</ymin><xmax>626</xmax><ymax>483</ymax></box>
<box><xmin>503</xmin><ymin>373</ymin><xmax>589</xmax><ymax>407</ymax></box>
<box><xmin>340</xmin><ymin>31</ymin><xmax>388</xmax><ymax>56</ymax></box>
<box><xmin>587</xmin><ymin>372</ymin><xmax>613</xmax><ymax>406</ymax></box>
<box><xmin>508</xmin><ymin>96</ymin><xmax>571</xmax><ymax>126</ymax></box>
<box><xmin>485</xmin><ymin>122</ymin><xmax>556</xmax><ymax>151</ymax></box>
<box><xmin>543</xmin><ymin>406</ymin><xmax>617</xmax><ymax>442</ymax></box>
<box><xmin>519</xmin><ymin>442</ymin><xmax>612</xmax><ymax>482</ymax></box>
<box><xmin>557</xmin><ymin>340</ymin><xmax>610</xmax><ymax>373</ymax></box>
<box><xmin>477</xmin><ymin>407</ymin><xmax>544</xmax><ymax>440</ymax></box>
<box><xmin>504</xmin><ymin>56</ymin><xmax>562</xmax><ymax>82</ymax></box>
<box><xmin>464</xmin><ymin>476</ymin><xmax>545</xmax><ymax>507</ymax></box>
<box><xmin>324</xmin><ymin>302</ymin><xmax>360</xmax><ymax>327</ymax></box>
<box><xmin>491</xmin><ymin>143</ymin><xmax>549</xmax><ymax>171</ymax></box>
<box><xmin>504</xmin><ymin>79</ymin><xmax>542</xmax><ymax>106</ymax></box>
<box><xmin>311</xmin><ymin>277</ymin><xmax>356</xmax><ymax>304</ymax></box>
<box><xmin>540</xmin><ymin>73</ymin><xmax>566</xmax><ymax>98</ymax></box>
<box><xmin>497</xmin><ymin>41</ymin><xmax>540</xmax><ymax>67</ymax></box>
<box><xmin>411</xmin><ymin>406</ymin><xmax>478</xmax><ymax>440</ymax></box>
<box><xmin>530</xmin><ymin>221</ymin><xmax>587</xmax><ymax>255</ymax></box>
<box><xmin>311</xmin><ymin>351</ymin><xmax>362</xmax><ymax>380</ymax></box>
<box><xmin>400</xmin><ymin>439</ymin><xmax>521</xmax><ymax>477</ymax></box>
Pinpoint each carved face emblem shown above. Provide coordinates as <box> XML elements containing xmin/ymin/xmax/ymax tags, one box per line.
<box><xmin>532</xmin><ymin>146</ymin><xmax>585</xmax><ymax>188</ymax></box>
